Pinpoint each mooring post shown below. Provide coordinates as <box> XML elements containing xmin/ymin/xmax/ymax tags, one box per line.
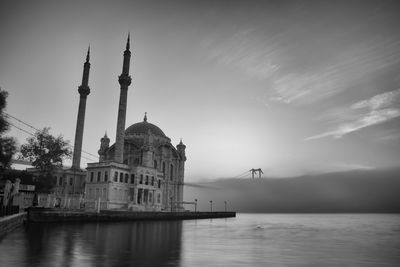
<box><xmin>210</xmin><ymin>200</ymin><xmax>213</xmax><ymax>212</ymax></box>
<box><xmin>224</xmin><ymin>201</ymin><xmax>227</xmax><ymax>212</ymax></box>
<box><xmin>194</xmin><ymin>199</ymin><xmax>197</xmax><ymax>212</ymax></box>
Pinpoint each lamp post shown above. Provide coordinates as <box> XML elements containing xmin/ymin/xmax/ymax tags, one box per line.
<box><xmin>209</xmin><ymin>200</ymin><xmax>213</xmax><ymax>212</ymax></box>
<box><xmin>194</xmin><ymin>199</ymin><xmax>197</xmax><ymax>212</ymax></box>
<box><xmin>224</xmin><ymin>201</ymin><xmax>227</xmax><ymax>212</ymax></box>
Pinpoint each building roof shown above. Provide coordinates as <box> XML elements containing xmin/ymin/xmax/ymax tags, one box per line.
<box><xmin>125</xmin><ymin>121</ymin><xmax>166</xmax><ymax>138</ymax></box>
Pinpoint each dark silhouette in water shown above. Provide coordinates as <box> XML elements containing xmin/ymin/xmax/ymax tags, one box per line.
<box><xmin>20</xmin><ymin>221</ymin><xmax>182</xmax><ymax>267</ymax></box>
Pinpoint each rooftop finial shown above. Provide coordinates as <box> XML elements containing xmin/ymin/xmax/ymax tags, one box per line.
<box><xmin>144</xmin><ymin>112</ymin><xmax>147</xmax><ymax>122</ymax></box>
<box><xmin>126</xmin><ymin>32</ymin><xmax>130</xmax><ymax>51</ymax></box>
<box><xmin>86</xmin><ymin>45</ymin><xmax>90</xmax><ymax>63</ymax></box>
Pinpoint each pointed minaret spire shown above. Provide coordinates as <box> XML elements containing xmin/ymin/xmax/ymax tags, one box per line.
<box><xmin>115</xmin><ymin>35</ymin><xmax>132</xmax><ymax>163</ymax></box>
<box><xmin>144</xmin><ymin>112</ymin><xmax>147</xmax><ymax>122</ymax></box>
<box><xmin>126</xmin><ymin>32</ymin><xmax>130</xmax><ymax>51</ymax></box>
<box><xmin>72</xmin><ymin>47</ymin><xmax>91</xmax><ymax>169</ymax></box>
<box><xmin>86</xmin><ymin>45</ymin><xmax>90</xmax><ymax>63</ymax></box>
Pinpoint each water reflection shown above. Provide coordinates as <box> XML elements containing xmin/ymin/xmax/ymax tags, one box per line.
<box><xmin>2</xmin><ymin>214</ymin><xmax>399</xmax><ymax>266</ymax></box>
<box><xmin>2</xmin><ymin>221</ymin><xmax>182</xmax><ymax>267</ymax></box>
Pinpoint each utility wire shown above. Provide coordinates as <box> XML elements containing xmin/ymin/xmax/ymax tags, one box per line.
<box><xmin>5</xmin><ymin>112</ymin><xmax>98</xmax><ymax>159</ymax></box>
<box><xmin>8</xmin><ymin>122</ymin><xmax>35</xmax><ymax>136</ymax></box>
<box><xmin>8</xmin><ymin>122</ymin><xmax>95</xmax><ymax>162</ymax></box>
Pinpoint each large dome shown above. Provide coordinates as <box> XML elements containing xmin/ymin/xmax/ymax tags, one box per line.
<box><xmin>125</xmin><ymin>121</ymin><xmax>166</xmax><ymax>137</ymax></box>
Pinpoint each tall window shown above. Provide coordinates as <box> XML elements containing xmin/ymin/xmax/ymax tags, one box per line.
<box><xmin>97</xmin><ymin>171</ymin><xmax>101</xmax><ymax>182</ymax></box>
<box><xmin>125</xmin><ymin>173</ymin><xmax>129</xmax><ymax>183</ymax></box>
<box><xmin>140</xmin><ymin>174</ymin><xmax>143</xmax><ymax>184</ymax></box>
<box><xmin>130</xmin><ymin>174</ymin><xmax>135</xmax><ymax>184</ymax></box>
<box><xmin>151</xmin><ymin>176</ymin><xmax>154</xmax><ymax>186</ymax></box>
<box><xmin>104</xmin><ymin>171</ymin><xmax>108</xmax><ymax>182</ymax></box>
<box><xmin>158</xmin><ymin>180</ymin><xmax>161</xmax><ymax>188</ymax></box>
<box><xmin>90</xmin><ymin>172</ymin><xmax>94</xmax><ymax>182</ymax></box>
<box><xmin>154</xmin><ymin>160</ymin><xmax>158</xmax><ymax>169</ymax></box>
<box><xmin>114</xmin><ymin>172</ymin><xmax>118</xmax><ymax>182</ymax></box>
<box><xmin>145</xmin><ymin>175</ymin><xmax>149</xmax><ymax>185</ymax></box>
<box><xmin>162</xmin><ymin>162</ymin><xmax>166</xmax><ymax>174</ymax></box>
<box><xmin>170</xmin><ymin>164</ymin><xmax>174</xmax><ymax>181</ymax></box>
<box><xmin>70</xmin><ymin>177</ymin><xmax>73</xmax><ymax>186</ymax></box>
<box><xmin>59</xmin><ymin>177</ymin><xmax>63</xmax><ymax>186</ymax></box>
<box><xmin>119</xmin><ymin>172</ymin><xmax>123</xmax><ymax>182</ymax></box>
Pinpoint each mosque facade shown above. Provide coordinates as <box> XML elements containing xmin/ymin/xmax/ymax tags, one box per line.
<box><xmin>80</xmin><ymin>35</ymin><xmax>186</xmax><ymax>211</ymax></box>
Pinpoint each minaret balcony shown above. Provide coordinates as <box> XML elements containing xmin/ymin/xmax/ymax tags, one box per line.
<box><xmin>118</xmin><ymin>74</ymin><xmax>132</xmax><ymax>86</ymax></box>
<box><xmin>78</xmin><ymin>85</ymin><xmax>90</xmax><ymax>96</ymax></box>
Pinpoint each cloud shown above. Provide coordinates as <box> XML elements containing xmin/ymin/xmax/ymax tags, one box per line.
<box><xmin>306</xmin><ymin>89</ymin><xmax>400</xmax><ymax>140</ymax></box>
<box><xmin>203</xmin><ymin>28</ymin><xmax>281</xmax><ymax>80</ymax></box>
<box><xmin>330</xmin><ymin>163</ymin><xmax>375</xmax><ymax>171</ymax></box>
<box><xmin>203</xmin><ymin>26</ymin><xmax>400</xmax><ymax>105</ymax></box>
<box><xmin>184</xmin><ymin>167</ymin><xmax>400</xmax><ymax>213</ymax></box>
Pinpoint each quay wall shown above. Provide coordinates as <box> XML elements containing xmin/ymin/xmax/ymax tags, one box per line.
<box><xmin>0</xmin><ymin>212</ymin><xmax>27</xmax><ymax>238</ymax></box>
<box><xmin>27</xmin><ymin>208</ymin><xmax>236</xmax><ymax>223</ymax></box>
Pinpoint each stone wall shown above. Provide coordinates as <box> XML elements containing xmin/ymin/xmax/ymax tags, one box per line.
<box><xmin>0</xmin><ymin>212</ymin><xmax>27</xmax><ymax>238</ymax></box>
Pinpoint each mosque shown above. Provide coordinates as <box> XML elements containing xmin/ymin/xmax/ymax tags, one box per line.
<box><xmin>66</xmin><ymin>35</ymin><xmax>186</xmax><ymax>211</ymax></box>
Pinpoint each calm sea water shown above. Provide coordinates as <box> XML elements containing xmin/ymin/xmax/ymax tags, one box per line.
<box><xmin>1</xmin><ymin>214</ymin><xmax>399</xmax><ymax>266</ymax></box>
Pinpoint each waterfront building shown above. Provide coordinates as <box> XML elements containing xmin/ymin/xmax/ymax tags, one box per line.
<box><xmin>84</xmin><ymin>35</ymin><xmax>186</xmax><ymax>211</ymax></box>
<box><xmin>25</xmin><ymin>35</ymin><xmax>186</xmax><ymax>212</ymax></box>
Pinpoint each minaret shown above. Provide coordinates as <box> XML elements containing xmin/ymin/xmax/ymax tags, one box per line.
<box><xmin>114</xmin><ymin>34</ymin><xmax>132</xmax><ymax>163</ymax></box>
<box><xmin>72</xmin><ymin>47</ymin><xmax>91</xmax><ymax>169</ymax></box>
<box><xmin>98</xmin><ymin>132</ymin><xmax>110</xmax><ymax>162</ymax></box>
<box><xmin>176</xmin><ymin>139</ymin><xmax>186</xmax><ymax>210</ymax></box>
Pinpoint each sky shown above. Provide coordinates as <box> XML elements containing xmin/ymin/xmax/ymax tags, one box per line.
<box><xmin>1</xmin><ymin>0</ymin><xmax>399</xmax><ymax>182</ymax></box>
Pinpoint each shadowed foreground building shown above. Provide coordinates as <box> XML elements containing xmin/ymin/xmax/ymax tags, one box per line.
<box><xmin>84</xmin><ymin>35</ymin><xmax>186</xmax><ymax>211</ymax></box>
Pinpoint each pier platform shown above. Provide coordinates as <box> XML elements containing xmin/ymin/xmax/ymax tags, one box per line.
<box><xmin>27</xmin><ymin>207</ymin><xmax>236</xmax><ymax>223</ymax></box>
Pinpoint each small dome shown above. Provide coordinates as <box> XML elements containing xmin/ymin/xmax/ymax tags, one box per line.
<box><xmin>125</xmin><ymin>121</ymin><xmax>166</xmax><ymax>137</ymax></box>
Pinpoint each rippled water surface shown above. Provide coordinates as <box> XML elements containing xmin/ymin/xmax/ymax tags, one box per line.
<box><xmin>1</xmin><ymin>214</ymin><xmax>399</xmax><ymax>266</ymax></box>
